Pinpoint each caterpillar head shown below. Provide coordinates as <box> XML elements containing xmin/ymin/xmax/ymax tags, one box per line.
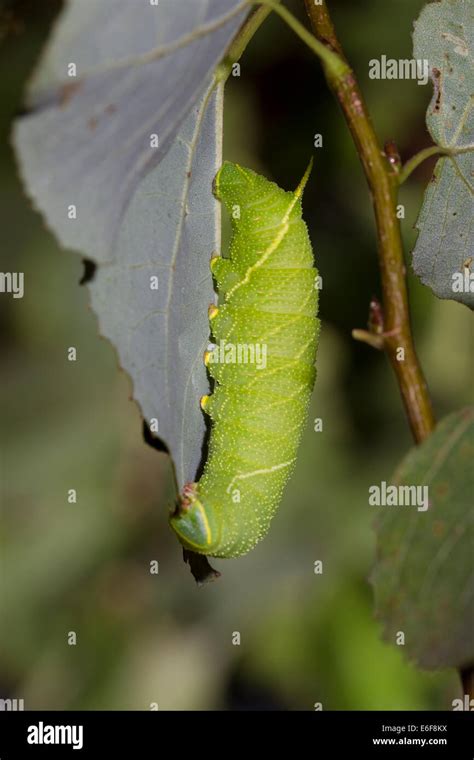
<box><xmin>170</xmin><ymin>483</ymin><xmax>220</xmax><ymax>554</ymax></box>
<box><xmin>213</xmin><ymin>161</ymin><xmax>255</xmax><ymax>214</ymax></box>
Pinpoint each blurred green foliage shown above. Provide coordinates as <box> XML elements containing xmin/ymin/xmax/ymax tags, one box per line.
<box><xmin>1</xmin><ymin>0</ymin><xmax>470</xmax><ymax>709</ymax></box>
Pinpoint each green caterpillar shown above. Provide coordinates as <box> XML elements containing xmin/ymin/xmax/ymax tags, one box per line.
<box><xmin>170</xmin><ymin>161</ymin><xmax>320</xmax><ymax>558</ymax></box>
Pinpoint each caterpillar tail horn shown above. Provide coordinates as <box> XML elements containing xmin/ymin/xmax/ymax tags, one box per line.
<box><xmin>294</xmin><ymin>157</ymin><xmax>314</xmax><ymax>199</ymax></box>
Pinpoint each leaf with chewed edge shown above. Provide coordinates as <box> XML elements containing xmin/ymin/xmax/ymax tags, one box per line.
<box><xmin>13</xmin><ymin>0</ymin><xmax>249</xmax><ymax>490</ymax></box>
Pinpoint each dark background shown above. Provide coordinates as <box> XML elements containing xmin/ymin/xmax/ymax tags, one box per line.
<box><xmin>1</xmin><ymin>0</ymin><xmax>471</xmax><ymax>709</ymax></box>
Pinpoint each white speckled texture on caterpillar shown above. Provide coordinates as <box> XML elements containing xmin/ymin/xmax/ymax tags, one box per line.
<box><xmin>170</xmin><ymin>161</ymin><xmax>320</xmax><ymax>558</ymax></box>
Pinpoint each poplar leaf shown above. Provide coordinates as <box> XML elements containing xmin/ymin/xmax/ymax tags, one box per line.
<box><xmin>13</xmin><ymin>0</ymin><xmax>248</xmax><ymax>487</ymax></box>
<box><xmin>371</xmin><ymin>407</ymin><xmax>474</xmax><ymax>669</ymax></box>
<box><xmin>412</xmin><ymin>0</ymin><xmax>474</xmax><ymax>309</ymax></box>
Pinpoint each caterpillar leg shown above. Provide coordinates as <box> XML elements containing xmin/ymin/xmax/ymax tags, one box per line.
<box><xmin>200</xmin><ymin>393</ymin><xmax>212</xmax><ymax>414</ymax></box>
<box><xmin>208</xmin><ymin>303</ymin><xmax>219</xmax><ymax>321</ymax></box>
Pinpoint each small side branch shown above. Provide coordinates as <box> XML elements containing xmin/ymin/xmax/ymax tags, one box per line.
<box><xmin>399</xmin><ymin>145</ymin><xmax>449</xmax><ymax>184</ymax></box>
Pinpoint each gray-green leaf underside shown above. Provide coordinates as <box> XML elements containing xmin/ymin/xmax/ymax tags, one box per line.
<box><xmin>412</xmin><ymin>0</ymin><xmax>474</xmax><ymax>309</ymax></box>
<box><xmin>371</xmin><ymin>407</ymin><xmax>474</xmax><ymax>670</ymax></box>
<box><xmin>13</xmin><ymin>0</ymin><xmax>248</xmax><ymax>488</ymax></box>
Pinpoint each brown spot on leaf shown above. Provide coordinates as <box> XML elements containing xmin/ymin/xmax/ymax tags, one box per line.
<box><xmin>105</xmin><ymin>103</ymin><xmax>117</xmax><ymax>115</ymax></box>
<box><xmin>59</xmin><ymin>80</ymin><xmax>82</xmax><ymax>107</ymax></box>
<box><xmin>88</xmin><ymin>116</ymin><xmax>98</xmax><ymax>131</ymax></box>
<box><xmin>432</xmin><ymin>68</ymin><xmax>442</xmax><ymax>114</ymax></box>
